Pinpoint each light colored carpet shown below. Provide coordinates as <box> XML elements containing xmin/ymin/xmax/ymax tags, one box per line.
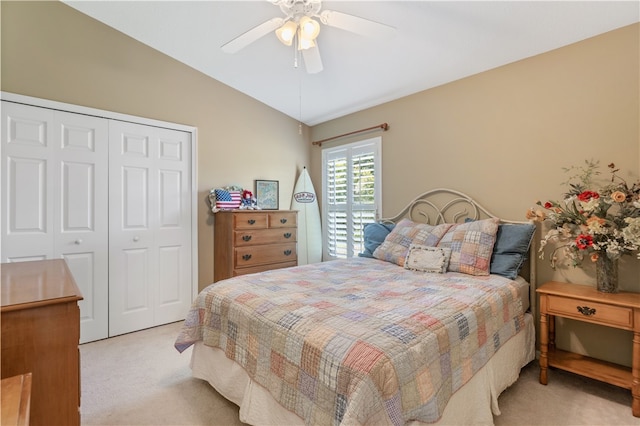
<box><xmin>80</xmin><ymin>321</ymin><xmax>640</xmax><ymax>425</ymax></box>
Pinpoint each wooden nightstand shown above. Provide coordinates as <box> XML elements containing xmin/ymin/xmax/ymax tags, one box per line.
<box><xmin>537</xmin><ymin>281</ymin><xmax>640</xmax><ymax>417</ymax></box>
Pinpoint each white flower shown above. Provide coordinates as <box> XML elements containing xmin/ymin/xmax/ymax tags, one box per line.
<box><xmin>579</xmin><ymin>197</ymin><xmax>601</xmax><ymax>212</ymax></box>
<box><xmin>622</xmin><ymin>217</ymin><xmax>640</xmax><ymax>248</ymax></box>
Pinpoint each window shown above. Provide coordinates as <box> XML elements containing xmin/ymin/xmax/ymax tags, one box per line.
<box><xmin>322</xmin><ymin>137</ymin><xmax>381</xmax><ymax>259</ymax></box>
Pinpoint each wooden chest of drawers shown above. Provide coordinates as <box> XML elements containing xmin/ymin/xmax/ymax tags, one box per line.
<box><xmin>1</xmin><ymin>260</ymin><xmax>82</xmax><ymax>426</ymax></box>
<box><xmin>214</xmin><ymin>210</ymin><xmax>298</xmax><ymax>282</ymax></box>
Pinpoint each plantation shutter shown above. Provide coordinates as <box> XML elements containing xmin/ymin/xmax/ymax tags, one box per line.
<box><xmin>322</xmin><ymin>137</ymin><xmax>381</xmax><ymax>259</ymax></box>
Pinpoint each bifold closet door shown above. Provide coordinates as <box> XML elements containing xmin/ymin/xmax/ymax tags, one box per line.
<box><xmin>1</xmin><ymin>101</ymin><xmax>109</xmax><ymax>343</ymax></box>
<box><xmin>108</xmin><ymin>120</ymin><xmax>192</xmax><ymax>336</ymax></box>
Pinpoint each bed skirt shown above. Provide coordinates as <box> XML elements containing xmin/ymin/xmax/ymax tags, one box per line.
<box><xmin>190</xmin><ymin>312</ymin><xmax>535</xmax><ymax>426</ymax></box>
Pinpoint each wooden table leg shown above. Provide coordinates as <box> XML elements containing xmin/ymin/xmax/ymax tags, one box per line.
<box><xmin>539</xmin><ymin>310</ymin><xmax>549</xmax><ymax>385</ymax></box>
<box><xmin>632</xmin><ymin>311</ymin><xmax>640</xmax><ymax>417</ymax></box>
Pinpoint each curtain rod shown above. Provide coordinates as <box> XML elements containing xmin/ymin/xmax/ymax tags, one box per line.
<box><xmin>311</xmin><ymin>123</ymin><xmax>389</xmax><ymax>147</ymax></box>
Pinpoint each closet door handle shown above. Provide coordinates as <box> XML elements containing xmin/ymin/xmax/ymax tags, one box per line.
<box><xmin>242</xmin><ymin>235</ymin><xmax>252</xmax><ymax>242</ymax></box>
<box><xmin>242</xmin><ymin>254</ymin><xmax>252</xmax><ymax>261</ymax></box>
<box><xmin>284</xmin><ymin>232</ymin><xmax>291</xmax><ymax>239</ymax></box>
<box><xmin>133</xmin><ymin>236</ymin><xmax>140</xmax><ymax>242</ymax></box>
<box><xmin>74</xmin><ymin>239</ymin><xmax>83</xmax><ymax>245</ymax></box>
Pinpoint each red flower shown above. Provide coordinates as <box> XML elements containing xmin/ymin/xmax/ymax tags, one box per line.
<box><xmin>577</xmin><ymin>191</ymin><xmax>600</xmax><ymax>202</ymax></box>
<box><xmin>544</xmin><ymin>202</ymin><xmax>553</xmax><ymax>209</ymax></box>
<box><xmin>575</xmin><ymin>234</ymin><xmax>594</xmax><ymax>250</ymax></box>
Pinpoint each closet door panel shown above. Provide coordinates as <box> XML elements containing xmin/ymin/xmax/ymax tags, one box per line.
<box><xmin>109</xmin><ymin>121</ymin><xmax>156</xmax><ymax>336</ymax></box>
<box><xmin>109</xmin><ymin>121</ymin><xmax>192</xmax><ymax>335</ymax></box>
<box><xmin>54</xmin><ymin>110</ymin><xmax>108</xmax><ymax>343</ymax></box>
<box><xmin>1</xmin><ymin>103</ymin><xmax>54</xmax><ymax>260</ymax></box>
<box><xmin>154</xmin><ymin>128</ymin><xmax>192</xmax><ymax>323</ymax></box>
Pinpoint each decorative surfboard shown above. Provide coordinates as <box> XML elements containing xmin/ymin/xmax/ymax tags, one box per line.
<box><xmin>291</xmin><ymin>167</ymin><xmax>322</xmax><ymax>265</ymax></box>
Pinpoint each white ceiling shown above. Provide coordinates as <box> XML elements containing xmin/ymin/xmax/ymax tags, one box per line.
<box><xmin>63</xmin><ymin>1</ymin><xmax>639</xmax><ymax>126</ymax></box>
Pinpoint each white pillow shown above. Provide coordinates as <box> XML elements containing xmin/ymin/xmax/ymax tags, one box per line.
<box><xmin>404</xmin><ymin>244</ymin><xmax>452</xmax><ymax>273</ymax></box>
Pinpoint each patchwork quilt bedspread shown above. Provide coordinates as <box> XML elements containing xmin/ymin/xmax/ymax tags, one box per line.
<box><xmin>175</xmin><ymin>257</ymin><xmax>525</xmax><ymax>425</ymax></box>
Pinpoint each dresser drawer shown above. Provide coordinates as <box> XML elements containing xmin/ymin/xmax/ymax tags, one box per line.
<box><xmin>235</xmin><ymin>243</ymin><xmax>297</xmax><ymax>268</ymax></box>
<box><xmin>233</xmin><ymin>261</ymin><xmax>297</xmax><ymax>277</ymax></box>
<box><xmin>233</xmin><ymin>213</ymin><xmax>268</xmax><ymax>229</ymax></box>
<box><xmin>547</xmin><ymin>295</ymin><xmax>633</xmax><ymax>329</ymax></box>
<box><xmin>234</xmin><ymin>228</ymin><xmax>297</xmax><ymax>246</ymax></box>
<box><xmin>268</xmin><ymin>212</ymin><xmax>297</xmax><ymax>228</ymax></box>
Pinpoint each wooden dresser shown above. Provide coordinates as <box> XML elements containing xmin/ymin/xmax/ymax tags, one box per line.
<box><xmin>214</xmin><ymin>210</ymin><xmax>298</xmax><ymax>282</ymax></box>
<box><xmin>1</xmin><ymin>259</ymin><xmax>83</xmax><ymax>426</ymax></box>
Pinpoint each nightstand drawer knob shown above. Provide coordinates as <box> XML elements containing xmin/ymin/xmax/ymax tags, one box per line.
<box><xmin>284</xmin><ymin>232</ymin><xmax>291</xmax><ymax>238</ymax></box>
<box><xmin>242</xmin><ymin>235</ymin><xmax>252</xmax><ymax>242</ymax></box>
<box><xmin>242</xmin><ymin>254</ymin><xmax>252</xmax><ymax>261</ymax></box>
<box><xmin>247</xmin><ymin>219</ymin><xmax>256</xmax><ymax>225</ymax></box>
<box><xmin>577</xmin><ymin>306</ymin><xmax>596</xmax><ymax>316</ymax></box>
<box><xmin>280</xmin><ymin>218</ymin><xmax>287</xmax><ymax>224</ymax></box>
<box><xmin>284</xmin><ymin>249</ymin><xmax>292</xmax><ymax>256</ymax></box>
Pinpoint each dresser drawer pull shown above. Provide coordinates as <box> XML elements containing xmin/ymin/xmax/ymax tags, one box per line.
<box><xmin>284</xmin><ymin>249</ymin><xmax>292</xmax><ymax>256</ymax></box>
<box><xmin>242</xmin><ymin>235</ymin><xmax>252</xmax><ymax>242</ymax></box>
<box><xmin>577</xmin><ymin>306</ymin><xmax>596</xmax><ymax>316</ymax></box>
<box><xmin>242</xmin><ymin>254</ymin><xmax>252</xmax><ymax>261</ymax></box>
<box><xmin>280</xmin><ymin>218</ymin><xmax>287</xmax><ymax>224</ymax></box>
<box><xmin>284</xmin><ymin>232</ymin><xmax>292</xmax><ymax>239</ymax></box>
<box><xmin>247</xmin><ymin>219</ymin><xmax>256</xmax><ymax>225</ymax></box>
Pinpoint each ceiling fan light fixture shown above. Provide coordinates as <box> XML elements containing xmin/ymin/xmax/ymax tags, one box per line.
<box><xmin>297</xmin><ymin>34</ymin><xmax>316</xmax><ymax>50</ymax></box>
<box><xmin>275</xmin><ymin>20</ymin><xmax>297</xmax><ymax>46</ymax></box>
<box><xmin>299</xmin><ymin>16</ymin><xmax>320</xmax><ymax>40</ymax></box>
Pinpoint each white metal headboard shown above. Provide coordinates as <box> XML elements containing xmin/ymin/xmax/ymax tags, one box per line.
<box><xmin>380</xmin><ymin>188</ymin><xmax>537</xmax><ymax>314</ymax></box>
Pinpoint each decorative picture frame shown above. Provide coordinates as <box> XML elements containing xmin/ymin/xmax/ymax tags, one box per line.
<box><xmin>255</xmin><ymin>179</ymin><xmax>279</xmax><ymax>210</ymax></box>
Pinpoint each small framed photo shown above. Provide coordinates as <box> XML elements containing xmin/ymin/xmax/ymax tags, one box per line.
<box><xmin>255</xmin><ymin>180</ymin><xmax>279</xmax><ymax>210</ymax></box>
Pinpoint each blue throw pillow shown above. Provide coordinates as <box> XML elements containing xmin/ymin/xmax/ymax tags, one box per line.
<box><xmin>358</xmin><ymin>222</ymin><xmax>396</xmax><ymax>258</ymax></box>
<box><xmin>490</xmin><ymin>223</ymin><xmax>536</xmax><ymax>279</ymax></box>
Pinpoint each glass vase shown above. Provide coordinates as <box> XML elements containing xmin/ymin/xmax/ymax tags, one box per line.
<box><xmin>595</xmin><ymin>254</ymin><xmax>618</xmax><ymax>293</ymax></box>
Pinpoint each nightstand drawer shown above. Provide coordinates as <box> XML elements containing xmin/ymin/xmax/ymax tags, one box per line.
<box><xmin>547</xmin><ymin>295</ymin><xmax>633</xmax><ymax>329</ymax></box>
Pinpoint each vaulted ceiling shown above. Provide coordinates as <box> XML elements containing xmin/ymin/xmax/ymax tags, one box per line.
<box><xmin>63</xmin><ymin>1</ymin><xmax>640</xmax><ymax>126</ymax></box>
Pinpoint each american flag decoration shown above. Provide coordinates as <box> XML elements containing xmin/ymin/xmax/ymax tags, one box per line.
<box><xmin>214</xmin><ymin>189</ymin><xmax>242</xmax><ymax>210</ymax></box>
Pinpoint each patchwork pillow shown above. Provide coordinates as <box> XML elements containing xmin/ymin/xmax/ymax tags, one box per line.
<box><xmin>358</xmin><ymin>222</ymin><xmax>396</xmax><ymax>258</ymax></box>
<box><xmin>490</xmin><ymin>223</ymin><xmax>536</xmax><ymax>279</ymax></box>
<box><xmin>404</xmin><ymin>245</ymin><xmax>452</xmax><ymax>273</ymax></box>
<box><xmin>373</xmin><ymin>219</ymin><xmax>452</xmax><ymax>267</ymax></box>
<box><xmin>437</xmin><ymin>218</ymin><xmax>500</xmax><ymax>276</ymax></box>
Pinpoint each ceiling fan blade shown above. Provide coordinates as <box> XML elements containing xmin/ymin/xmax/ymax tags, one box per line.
<box><xmin>221</xmin><ymin>17</ymin><xmax>284</xmax><ymax>53</ymax></box>
<box><xmin>302</xmin><ymin>45</ymin><xmax>323</xmax><ymax>74</ymax></box>
<box><xmin>320</xmin><ymin>10</ymin><xmax>395</xmax><ymax>39</ymax></box>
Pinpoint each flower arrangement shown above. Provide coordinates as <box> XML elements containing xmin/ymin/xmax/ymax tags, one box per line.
<box><xmin>526</xmin><ymin>161</ymin><xmax>640</xmax><ymax>269</ymax></box>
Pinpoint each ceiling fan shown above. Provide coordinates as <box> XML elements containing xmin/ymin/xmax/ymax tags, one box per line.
<box><xmin>221</xmin><ymin>0</ymin><xmax>395</xmax><ymax>74</ymax></box>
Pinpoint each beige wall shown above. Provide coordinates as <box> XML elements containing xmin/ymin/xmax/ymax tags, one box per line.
<box><xmin>311</xmin><ymin>23</ymin><xmax>640</xmax><ymax>365</ymax></box>
<box><xmin>1</xmin><ymin>1</ymin><xmax>312</xmax><ymax>290</ymax></box>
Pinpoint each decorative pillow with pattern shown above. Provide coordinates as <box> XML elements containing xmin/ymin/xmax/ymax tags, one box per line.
<box><xmin>373</xmin><ymin>219</ymin><xmax>452</xmax><ymax>267</ymax></box>
<box><xmin>436</xmin><ymin>217</ymin><xmax>500</xmax><ymax>276</ymax></box>
<box><xmin>404</xmin><ymin>245</ymin><xmax>452</xmax><ymax>273</ymax></box>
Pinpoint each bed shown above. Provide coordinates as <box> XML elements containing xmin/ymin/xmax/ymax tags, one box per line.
<box><xmin>175</xmin><ymin>188</ymin><xmax>537</xmax><ymax>425</ymax></box>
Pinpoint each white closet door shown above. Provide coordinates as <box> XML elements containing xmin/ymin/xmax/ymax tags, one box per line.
<box><xmin>108</xmin><ymin>120</ymin><xmax>192</xmax><ymax>336</ymax></box>
<box><xmin>54</xmin><ymin>110</ymin><xmax>109</xmax><ymax>343</ymax></box>
<box><xmin>1</xmin><ymin>102</ymin><xmax>110</xmax><ymax>343</ymax></box>
<box><xmin>1</xmin><ymin>102</ymin><xmax>55</xmax><ymax>261</ymax></box>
